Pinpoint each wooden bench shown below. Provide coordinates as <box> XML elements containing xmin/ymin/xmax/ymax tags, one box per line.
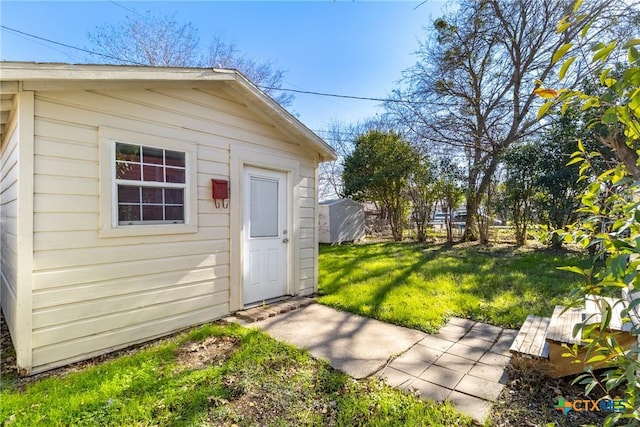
<box><xmin>546</xmin><ymin>305</ymin><xmax>583</xmax><ymax>344</ymax></box>
<box><xmin>511</xmin><ymin>287</ymin><xmax>639</xmax><ymax>378</ymax></box>
<box><xmin>509</xmin><ymin>314</ymin><xmax>550</xmax><ymax>358</ymax></box>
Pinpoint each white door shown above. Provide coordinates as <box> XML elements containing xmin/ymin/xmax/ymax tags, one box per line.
<box><xmin>243</xmin><ymin>167</ymin><xmax>288</xmax><ymax>305</ymax></box>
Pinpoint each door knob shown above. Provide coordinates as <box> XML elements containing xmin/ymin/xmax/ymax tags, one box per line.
<box><xmin>282</xmin><ymin>238</ymin><xmax>289</xmax><ymax>243</ymax></box>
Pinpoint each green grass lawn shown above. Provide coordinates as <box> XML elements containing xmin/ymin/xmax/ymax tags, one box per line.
<box><xmin>1</xmin><ymin>322</ymin><xmax>472</xmax><ymax>427</ymax></box>
<box><xmin>318</xmin><ymin>242</ymin><xmax>593</xmax><ymax>332</ymax></box>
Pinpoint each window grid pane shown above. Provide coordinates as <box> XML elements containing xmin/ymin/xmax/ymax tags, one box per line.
<box><xmin>115</xmin><ymin>141</ymin><xmax>187</xmax><ymax>226</ymax></box>
<box><xmin>116</xmin><ymin>143</ymin><xmax>186</xmax><ymax>185</ymax></box>
<box><xmin>117</xmin><ymin>186</ymin><xmax>185</xmax><ymax>224</ymax></box>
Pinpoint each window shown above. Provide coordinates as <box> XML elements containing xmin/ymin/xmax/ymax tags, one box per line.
<box><xmin>115</xmin><ymin>143</ymin><xmax>186</xmax><ymax>225</ymax></box>
<box><xmin>250</xmin><ymin>176</ymin><xmax>279</xmax><ymax>237</ymax></box>
<box><xmin>99</xmin><ymin>126</ymin><xmax>197</xmax><ymax>237</ymax></box>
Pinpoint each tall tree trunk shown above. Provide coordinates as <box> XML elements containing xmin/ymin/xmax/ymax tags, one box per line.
<box><xmin>463</xmin><ymin>196</ymin><xmax>479</xmax><ymax>241</ymax></box>
<box><xmin>463</xmin><ymin>154</ymin><xmax>500</xmax><ymax>243</ymax></box>
<box><xmin>462</xmin><ymin>159</ymin><xmax>480</xmax><ymax>241</ymax></box>
<box><xmin>386</xmin><ymin>197</ymin><xmax>404</xmax><ymax>242</ymax></box>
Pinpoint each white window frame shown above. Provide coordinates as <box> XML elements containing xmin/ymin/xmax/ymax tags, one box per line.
<box><xmin>115</xmin><ymin>142</ymin><xmax>187</xmax><ymax>225</ymax></box>
<box><xmin>99</xmin><ymin>127</ymin><xmax>198</xmax><ymax>237</ymax></box>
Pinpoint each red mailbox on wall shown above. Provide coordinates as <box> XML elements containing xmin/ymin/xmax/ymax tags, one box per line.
<box><xmin>212</xmin><ymin>179</ymin><xmax>229</xmax><ymax>208</ymax></box>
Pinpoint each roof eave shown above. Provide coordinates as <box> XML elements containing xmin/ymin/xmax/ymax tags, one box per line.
<box><xmin>0</xmin><ymin>62</ymin><xmax>337</xmax><ymax>162</ymax></box>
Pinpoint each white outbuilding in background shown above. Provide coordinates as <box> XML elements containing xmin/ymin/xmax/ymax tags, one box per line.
<box><xmin>318</xmin><ymin>198</ymin><xmax>365</xmax><ymax>244</ymax></box>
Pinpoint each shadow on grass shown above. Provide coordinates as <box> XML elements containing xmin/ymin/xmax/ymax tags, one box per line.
<box><xmin>318</xmin><ymin>242</ymin><xmax>594</xmax><ymax>330</ymax></box>
<box><xmin>1</xmin><ymin>319</ymin><xmax>472</xmax><ymax>427</ymax></box>
<box><xmin>0</xmin><ymin>323</ymin><xmax>353</xmax><ymax>426</ymax></box>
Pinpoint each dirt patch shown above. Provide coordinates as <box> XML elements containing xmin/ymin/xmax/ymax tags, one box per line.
<box><xmin>491</xmin><ymin>356</ymin><xmax>623</xmax><ymax>426</ymax></box>
<box><xmin>1</xmin><ymin>311</ymin><xmax>237</xmax><ymax>390</ymax></box>
<box><xmin>1</xmin><ymin>311</ymin><xmax>18</xmax><ymax>382</ymax></box>
<box><xmin>176</xmin><ymin>335</ymin><xmax>239</xmax><ymax>370</ymax></box>
<box><xmin>207</xmin><ymin>363</ymin><xmax>341</xmax><ymax>426</ymax></box>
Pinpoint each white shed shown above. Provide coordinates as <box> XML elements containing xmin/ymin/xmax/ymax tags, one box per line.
<box><xmin>318</xmin><ymin>198</ymin><xmax>365</xmax><ymax>244</ymax></box>
<box><xmin>0</xmin><ymin>62</ymin><xmax>336</xmax><ymax>374</ymax></box>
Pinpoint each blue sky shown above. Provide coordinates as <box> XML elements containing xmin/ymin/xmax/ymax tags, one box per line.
<box><xmin>0</xmin><ymin>1</ymin><xmax>447</xmax><ymax>132</ymax></box>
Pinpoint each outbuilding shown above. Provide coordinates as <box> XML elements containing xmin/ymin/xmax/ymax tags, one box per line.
<box><xmin>318</xmin><ymin>198</ymin><xmax>365</xmax><ymax>244</ymax></box>
<box><xmin>0</xmin><ymin>62</ymin><xmax>336</xmax><ymax>374</ymax></box>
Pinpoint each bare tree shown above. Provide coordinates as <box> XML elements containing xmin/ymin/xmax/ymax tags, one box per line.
<box><xmin>89</xmin><ymin>11</ymin><xmax>293</xmax><ymax>106</ymax></box>
<box><xmin>89</xmin><ymin>11</ymin><xmax>201</xmax><ymax>67</ymax></box>
<box><xmin>317</xmin><ymin>120</ymin><xmax>355</xmax><ymax>200</ymax></box>
<box><xmin>388</xmin><ymin>0</ymin><xmax>629</xmax><ymax>243</ymax></box>
<box><xmin>207</xmin><ymin>38</ymin><xmax>293</xmax><ymax>106</ymax></box>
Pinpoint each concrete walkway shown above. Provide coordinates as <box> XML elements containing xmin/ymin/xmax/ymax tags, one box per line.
<box><xmin>233</xmin><ymin>299</ymin><xmax>516</xmax><ymax>424</ymax></box>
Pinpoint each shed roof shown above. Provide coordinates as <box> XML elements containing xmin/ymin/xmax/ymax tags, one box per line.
<box><xmin>0</xmin><ymin>62</ymin><xmax>336</xmax><ymax>161</ymax></box>
<box><xmin>319</xmin><ymin>198</ymin><xmax>364</xmax><ymax>207</ymax></box>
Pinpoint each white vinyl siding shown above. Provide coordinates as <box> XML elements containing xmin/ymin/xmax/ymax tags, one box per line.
<box><xmin>0</xmin><ymin>112</ymin><xmax>19</xmax><ymax>334</ymax></box>
<box><xmin>28</xmin><ymin>86</ymin><xmax>319</xmax><ymax>372</ymax></box>
<box><xmin>1</xmin><ymin>90</ymin><xmax>35</xmax><ymax>371</ymax></box>
<box><xmin>298</xmin><ymin>163</ymin><xmax>317</xmax><ymax>294</ymax></box>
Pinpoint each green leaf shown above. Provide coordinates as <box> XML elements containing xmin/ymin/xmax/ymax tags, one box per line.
<box><xmin>572</xmin><ymin>373</ymin><xmax>591</xmax><ymax>385</ymax></box>
<box><xmin>557</xmin><ymin>265</ymin><xmax>589</xmax><ymax>276</ymax></box>
<box><xmin>611</xmin><ymin>255</ymin><xmax>629</xmax><ymax>277</ymax></box>
<box><xmin>553</xmin><ymin>43</ymin><xmax>573</xmax><ymax>65</ymax></box>
<box><xmin>623</xmin><ymin>68</ymin><xmax>640</xmax><ymax>86</ymax></box>
<box><xmin>556</xmin><ymin>18</ymin><xmax>571</xmax><ymax>34</ymax></box>
<box><xmin>537</xmin><ymin>101</ymin><xmax>554</xmax><ymax>120</ymax></box>
<box><xmin>624</xmin><ymin>38</ymin><xmax>640</xmax><ymax>47</ymax></box>
<box><xmin>566</xmin><ymin>156</ymin><xmax>584</xmax><ymax>166</ymax></box>
<box><xmin>580</xmin><ymin>97</ymin><xmax>600</xmax><ymax>111</ymax></box>
<box><xmin>593</xmin><ymin>41</ymin><xmax>616</xmax><ymax>63</ymax></box>
<box><xmin>585</xmin><ymin>354</ymin><xmax>608</xmax><ymax>365</ymax></box>
<box><xmin>629</xmin><ymin>46</ymin><xmax>640</xmax><ymax>65</ymax></box>
<box><xmin>599</xmin><ymin>68</ymin><xmax>611</xmax><ymax>84</ymax></box>
<box><xmin>573</xmin><ymin>0</ymin><xmax>583</xmax><ymax>13</ymax></box>
<box><xmin>580</xmin><ymin>19</ymin><xmax>593</xmax><ymax>39</ymax></box>
<box><xmin>602</xmin><ymin>107</ymin><xmax>618</xmax><ymax>125</ymax></box>
<box><xmin>559</xmin><ymin>56</ymin><xmax>576</xmax><ymax>80</ymax></box>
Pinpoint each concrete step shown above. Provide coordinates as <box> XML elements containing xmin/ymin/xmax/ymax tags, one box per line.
<box><xmin>509</xmin><ymin>314</ymin><xmax>550</xmax><ymax>359</ymax></box>
<box><xmin>235</xmin><ymin>296</ymin><xmax>315</xmax><ymax>322</ymax></box>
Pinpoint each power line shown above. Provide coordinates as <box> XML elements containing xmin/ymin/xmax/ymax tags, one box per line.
<box><xmin>0</xmin><ymin>25</ymin><xmax>446</xmax><ymax>107</ymax></box>
<box><xmin>0</xmin><ymin>25</ymin><xmax>147</xmax><ymax>66</ymax></box>
<box><xmin>107</xmin><ymin>0</ymin><xmax>147</xmax><ymax>19</ymax></box>
<box><xmin>258</xmin><ymin>85</ymin><xmax>415</xmax><ymax>104</ymax></box>
<box><xmin>4</xmin><ymin>28</ymin><xmax>75</xmax><ymax>59</ymax></box>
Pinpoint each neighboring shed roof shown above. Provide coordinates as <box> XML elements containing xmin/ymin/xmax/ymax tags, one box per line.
<box><xmin>0</xmin><ymin>62</ymin><xmax>337</xmax><ymax>162</ymax></box>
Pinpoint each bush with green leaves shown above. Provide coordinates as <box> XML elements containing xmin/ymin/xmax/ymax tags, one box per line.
<box><xmin>536</xmin><ymin>1</ymin><xmax>639</xmax><ymax>424</ymax></box>
<box><xmin>342</xmin><ymin>131</ymin><xmax>417</xmax><ymax>241</ymax></box>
